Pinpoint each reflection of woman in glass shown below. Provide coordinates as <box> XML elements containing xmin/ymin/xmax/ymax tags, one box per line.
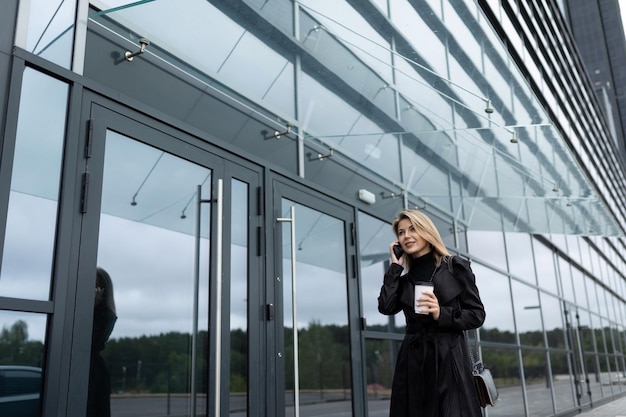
<box><xmin>87</xmin><ymin>267</ymin><xmax>117</xmax><ymax>417</ymax></box>
<box><xmin>378</xmin><ymin>210</ymin><xmax>485</xmax><ymax>417</ymax></box>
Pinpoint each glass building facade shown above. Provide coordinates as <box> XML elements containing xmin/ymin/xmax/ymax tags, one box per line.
<box><xmin>0</xmin><ymin>1</ymin><xmax>625</xmax><ymax>416</ymax></box>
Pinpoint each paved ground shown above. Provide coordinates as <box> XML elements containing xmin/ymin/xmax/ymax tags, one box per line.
<box><xmin>106</xmin><ymin>390</ymin><xmax>626</xmax><ymax>416</ymax></box>
<box><xmin>575</xmin><ymin>394</ymin><xmax>626</xmax><ymax>417</ymax></box>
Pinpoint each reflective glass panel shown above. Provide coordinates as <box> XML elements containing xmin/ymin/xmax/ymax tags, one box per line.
<box><xmin>467</xmin><ymin>230</ymin><xmax>507</xmax><ymax>271</ymax></box>
<box><xmin>426</xmin><ymin>212</ymin><xmax>455</xmax><ymax>252</ymax></box>
<box><xmin>597</xmin><ymin>287</ymin><xmax>610</xmax><ymax>320</ymax></box>
<box><xmin>522</xmin><ymin>349</ymin><xmax>554</xmax><ymax>416</ymax></box>
<box><xmin>0</xmin><ymin>311</ymin><xmax>47</xmax><ymax>417</ymax></box>
<box><xmin>0</xmin><ymin>69</ymin><xmax>68</xmax><ymax>300</ymax></box>
<box><xmin>82</xmin><ymin>0</ymin><xmax>622</xmax><ymax>236</ymax></box>
<box><xmin>442</xmin><ymin>2</ymin><xmax>489</xmax><ymax>110</ymax></box>
<box><xmin>576</xmin><ymin>240</ymin><xmax>590</xmax><ymax>272</ymax></box>
<box><xmin>562</xmin><ymin>303</ymin><xmax>590</xmax><ymax>408</ymax></box>
<box><xmin>299</xmin><ymin>72</ymin><xmax>401</xmax><ymax>183</ymax></box>
<box><xmin>594</xmin><ymin>315</ymin><xmax>609</xmax><ymax>355</ymax></box>
<box><xmin>243</xmin><ymin>0</ymin><xmax>293</xmax><ymax>35</ymax></box>
<box><xmin>550</xmin><ymin>351</ymin><xmax>578</xmax><ymax>412</ymax></box>
<box><xmin>90</xmin><ymin>0</ymin><xmax>295</xmax><ymax>117</ymax></box>
<box><xmin>598</xmin><ymin>354</ymin><xmax>613</xmax><ymax>397</ymax></box>
<box><xmin>541</xmin><ymin>292</ymin><xmax>566</xmax><ymax>349</ymax></box>
<box><xmin>364</xmin><ymin>338</ymin><xmax>393</xmax><ymax>415</ymax></box>
<box><xmin>584</xmin><ymin>352</ymin><xmax>604</xmax><ymax>401</ymax></box>
<box><xmin>606</xmin><ymin>325</ymin><xmax>617</xmax><ymax>355</ymax></box>
<box><xmin>511</xmin><ymin>281</ymin><xmax>543</xmax><ymax>347</ymax></box>
<box><xmin>17</xmin><ymin>0</ymin><xmax>75</xmax><ymax>68</ymax></box>
<box><xmin>565</xmin><ymin>235</ymin><xmax>581</xmax><ymax>264</ymax></box>
<box><xmin>571</xmin><ymin>266</ymin><xmax>587</xmax><ymax>309</ymax></box>
<box><xmin>608</xmin><ymin>355</ymin><xmax>624</xmax><ymax>391</ymax></box>
<box><xmin>91</xmin><ymin>131</ymin><xmax>212</xmax><ymax>416</ymax></box>
<box><xmin>390</xmin><ymin>0</ymin><xmax>447</xmax><ymax>83</ymax></box>
<box><xmin>585</xmin><ymin>315</ymin><xmax>605</xmax><ymax>401</ymax></box>
<box><xmin>587</xmin><ymin>279</ymin><xmax>600</xmax><ymax>315</ymax></box>
<box><xmin>0</xmin><ymin>311</ymin><xmax>47</xmax><ymax>365</ymax></box>
<box><xmin>471</xmin><ymin>263</ymin><xmax>515</xmax><ymax>343</ymax></box>
<box><xmin>533</xmin><ymin>242</ymin><xmax>559</xmax><ymax>295</ymax></box>
<box><xmin>358</xmin><ymin>212</ymin><xmax>397</xmax><ymax>329</ymax></box>
<box><xmin>280</xmin><ymin>200</ymin><xmax>351</xmax><ymax>417</ymax></box>
<box><xmin>579</xmin><ymin>312</ymin><xmax>596</xmax><ymax>355</ymax></box>
<box><xmin>558</xmin><ymin>258</ymin><xmax>575</xmax><ymax>303</ymax></box>
<box><xmin>298</xmin><ymin>0</ymin><xmax>394</xmax><ymax>84</ymax></box>
<box><xmin>401</xmin><ymin>146</ymin><xmax>452</xmax><ymax>212</ymax></box>
<box><xmin>481</xmin><ymin>347</ymin><xmax>523</xmax><ymax>417</ymax></box>
<box><xmin>505</xmin><ymin>233</ymin><xmax>537</xmax><ymax>284</ymax></box>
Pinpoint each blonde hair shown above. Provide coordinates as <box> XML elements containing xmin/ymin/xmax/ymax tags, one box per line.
<box><xmin>392</xmin><ymin>209</ymin><xmax>450</xmax><ymax>269</ymax></box>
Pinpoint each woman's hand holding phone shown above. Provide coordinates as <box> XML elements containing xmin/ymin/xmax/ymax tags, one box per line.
<box><xmin>390</xmin><ymin>241</ymin><xmax>405</xmax><ymax>264</ymax></box>
<box><xmin>393</xmin><ymin>244</ymin><xmax>404</xmax><ymax>259</ymax></box>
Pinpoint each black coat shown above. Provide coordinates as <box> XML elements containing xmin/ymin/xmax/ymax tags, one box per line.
<box><xmin>87</xmin><ymin>305</ymin><xmax>117</xmax><ymax>417</ymax></box>
<box><xmin>378</xmin><ymin>255</ymin><xmax>486</xmax><ymax>417</ymax></box>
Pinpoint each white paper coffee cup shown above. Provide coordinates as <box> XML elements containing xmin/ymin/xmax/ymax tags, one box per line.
<box><xmin>414</xmin><ymin>282</ymin><xmax>434</xmax><ymax>314</ymax></box>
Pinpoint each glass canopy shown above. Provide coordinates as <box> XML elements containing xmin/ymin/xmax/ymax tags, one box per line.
<box><xmin>80</xmin><ymin>0</ymin><xmax>621</xmax><ymax>236</ymax></box>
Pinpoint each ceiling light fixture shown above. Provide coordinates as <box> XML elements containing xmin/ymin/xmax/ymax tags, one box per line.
<box><xmin>358</xmin><ymin>189</ymin><xmax>376</xmax><ymax>205</ymax></box>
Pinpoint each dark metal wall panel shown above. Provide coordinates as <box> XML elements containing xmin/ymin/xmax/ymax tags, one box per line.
<box><xmin>0</xmin><ymin>53</ymin><xmax>11</xmax><ymax>150</ymax></box>
<box><xmin>565</xmin><ymin>0</ymin><xmax>626</xmax><ymax>164</ymax></box>
<box><xmin>0</xmin><ymin>0</ymin><xmax>18</xmax><ymax>149</ymax></box>
<box><xmin>0</xmin><ymin>0</ymin><xmax>17</xmax><ymax>54</ymax></box>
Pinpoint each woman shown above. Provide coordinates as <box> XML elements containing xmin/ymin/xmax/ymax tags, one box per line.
<box><xmin>87</xmin><ymin>267</ymin><xmax>117</xmax><ymax>417</ymax></box>
<box><xmin>378</xmin><ymin>210</ymin><xmax>485</xmax><ymax>417</ymax></box>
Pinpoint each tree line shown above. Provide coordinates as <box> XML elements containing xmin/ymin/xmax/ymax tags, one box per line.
<box><xmin>1</xmin><ymin>320</ymin><xmax>624</xmax><ymax>395</ymax></box>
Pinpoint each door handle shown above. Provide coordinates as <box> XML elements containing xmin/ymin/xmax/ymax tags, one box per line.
<box><xmin>192</xmin><ymin>180</ymin><xmax>223</xmax><ymax>417</ymax></box>
<box><xmin>276</xmin><ymin>206</ymin><xmax>300</xmax><ymax>417</ymax></box>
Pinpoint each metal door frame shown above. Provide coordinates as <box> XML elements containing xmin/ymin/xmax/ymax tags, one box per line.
<box><xmin>266</xmin><ymin>176</ymin><xmax>366</xmax><ymax>417</ymax></box>
<box><xmin>49</xmin><ymin>94</ymin><xmax>264</xmax><ymax>417</ymax></box>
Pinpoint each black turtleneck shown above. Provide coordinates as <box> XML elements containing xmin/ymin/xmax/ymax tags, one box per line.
<box><xmin>407</xmin><ymin>250</ymin><xmax>436</xmax><ymax>284</ymax></box>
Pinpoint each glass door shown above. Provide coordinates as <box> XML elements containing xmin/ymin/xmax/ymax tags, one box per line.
<box><xmin>68</xmin><ymin>102</ymin><xmax>262</xmax><ymax>417</ymax></box>
<box><xmin>92</xmin><ymin>129</ymin><xmax>212</xmax><ymax>416</ymax></box>
<box><xmin>271</xmin><ymin>180</ymin><xmax>362</xmax><ymax>417</ymax></box>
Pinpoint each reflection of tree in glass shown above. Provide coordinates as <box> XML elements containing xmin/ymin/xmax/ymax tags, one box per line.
<box><xmin>230</xmin><ymin>329</ymin><xmax>248</xmax><ymax>392</ymax></box>
<box><xmin>364</xmin><ymin>328</ymin><xmax>395</xmax><ymax>395</ymax></box>
<box><xmin>93</xmin><ymin>323</ymin><xmax>617</xmax><ymax>395</ymax></box>
<box><xmin>0</xmin><ymin>320</ymin><xmax>44</xmax><ymax>366</ymax></box>
<box><xmin>285</xmin><ymin>320</ymin><xmax>352</xmax><ymax>399</ymax></box>
<box><xmin>299</xmin><ymin>321</ymin><xmax>336</xmax><ymax>397</ymax></box>
<box><xmin>104</xmin><ymin>332</ymin><xmax>199</xmax><ymax>394</ymax></box>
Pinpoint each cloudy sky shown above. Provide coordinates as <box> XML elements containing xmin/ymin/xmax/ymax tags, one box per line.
<box><xmin>3</xmin><ymin>0</ymin><xmax>626</xmax><ymax>347</ymax></box>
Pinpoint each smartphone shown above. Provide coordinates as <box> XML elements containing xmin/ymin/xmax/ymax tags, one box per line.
<box><xmin>393</xmin><ymin>244</ymin><xmax>404</xmax><ymax>259</ymax></box>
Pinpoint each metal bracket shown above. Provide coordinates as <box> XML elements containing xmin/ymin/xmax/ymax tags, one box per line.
<box><xmin>261</xmin><ymin>124</ymin><xmax>291</xmax><ymax>140</ymax></box>
<box><xmin>308</xmin><ymin>147</ymin><xmax>333</xmax><ymax>161</ymax></box>
<box><xmin>125</xmin><ymin>38</ymin><xmax>150</xmax><ymax>61</ymax></box>
<box><xmin>380</xmin><ymin>191</ymin><xmax>404</xmax><ymax>200</ymax></box>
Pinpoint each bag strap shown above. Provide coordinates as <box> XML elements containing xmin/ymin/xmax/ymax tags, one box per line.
<box><xmin>445</xmin><ymin>255</ymin><xmax>454</xmax><ymax>274</ymax></box>
<box><xmin>465</xmin><ymin>328</ymin><xmax>480</xmax><ymax>368</ymax></box>
<box><xmin>448</xmin><ymin>255</ymin><xmax>482</xmax><ymax>368</ymax></box>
